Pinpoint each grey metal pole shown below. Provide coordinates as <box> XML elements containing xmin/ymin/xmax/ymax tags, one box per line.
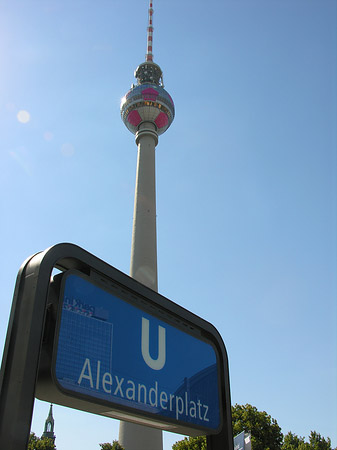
<box><xmin>118</xmin><ymin>121</ymin><xmax>163</xmax><ymax>450</ymax></box>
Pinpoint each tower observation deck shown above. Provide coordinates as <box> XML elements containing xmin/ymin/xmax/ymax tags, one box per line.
<box><xmin>120</xmin><ymin>1</ymin><xmax>175</xmax><ymax>137</ymax></box>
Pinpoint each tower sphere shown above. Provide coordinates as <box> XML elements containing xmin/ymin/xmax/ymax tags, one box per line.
<box><xmin>120</xmin><ymin>61</ymin><xmax>175</xmax><ymax>136</ymax></box>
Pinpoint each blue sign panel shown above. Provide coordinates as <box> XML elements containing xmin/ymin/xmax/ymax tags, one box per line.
<box><xmin>54</xmin><ymin>272</ymin><xmax>221</xmax><ymax>432</ymax></box>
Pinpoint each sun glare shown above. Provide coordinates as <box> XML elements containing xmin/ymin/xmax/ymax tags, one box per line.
<box><xmin>17</xmin><ymin>110</ymin><xmax>31</xmax><ymax>124</ymax></box>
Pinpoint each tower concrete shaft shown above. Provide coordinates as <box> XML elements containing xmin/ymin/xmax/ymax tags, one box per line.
<box><xmin>118</xmin><ymin>122</ymin><xmax>162</xmax><ymax>450</ymax></box>
<box><xmin>130</xmin><ymin>122</ymin><xmax>158</xmax><ymax>291</ymax></box>
<box><xmin>119</xmin><ymin>421</ymin><xmax>162</xmax><ymax>450</ymax></box>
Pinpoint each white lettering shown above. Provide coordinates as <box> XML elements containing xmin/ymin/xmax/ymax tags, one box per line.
<box><xmin>102</xmin><ymin>372</ymin><xmax>112</xmax><ymax>393</ymax></box>
<box><xmin>160</xmin><ymin>391</ymin><xmax>168</xmax><ymax>409</ymax></box>
<box><xmin>78</xmin><ymin>358</ymin><xmax>93</xmax><ymax>388</ymax></box>
<box><xmin>149</xmin><ymin>381</ymin><xmax>158</xmax><ymax>407</ymax></box>
<box><xmin>203</xmin><ymin>404</ymin><xmax>209</xmax><ymax>422</ymax></box>
<box><xmin>126</xmin><ymin>380</ymin><xmax>135</xmax><ymax>400</ymax></box>
<box><xmin>189</xmin><ymin>400</ymin><xmax>197</xmax><ymax>418</ymax></box>
<box><xmin>176</xmin><ymin>396</ymin><xmax>184</xmax><ymax>420</ymax></box>
<box><xmin>141</xmin><ymin>317</ymin><xmax>166</xmax><ymax>370</ymax></box>
<box><xmin>169</xmin><ymin>394</ymin><xmax>175</xmax><ymax>411</ymax></box>
<box><xmin>76</xmin><ymin>359</ymin><xmax>212</xmax><ymax>425</ymax></box>
<box><xmin>197</xmin><ymin>399</ymin><xmax>202</xmax><ymax>419</ymax></box>
<box><xmin>96</xmin><ymin>360</ymin><xmax>101</xmax><ymax>390</ymax></box>
<box><xmin>138</xmin><ymin>384</ymin><xmax>147</xmax><ymax>403</ymax></box>
<box><xmin>114</xmin><ymin>376</ymin><xmax>124</xmax><ymax>397</ymax></box>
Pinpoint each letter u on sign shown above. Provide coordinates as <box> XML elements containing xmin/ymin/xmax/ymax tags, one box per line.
<box><xmin>141</xmin><ymin>317</ymin><xmax>166</xmax><ymax>370</ymax></box>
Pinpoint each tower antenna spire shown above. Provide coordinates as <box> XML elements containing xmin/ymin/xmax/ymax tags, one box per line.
<box><xmin>146</xmin><ymin>1</ymin><xmax>154</xmax><ymax>62</ymax></box>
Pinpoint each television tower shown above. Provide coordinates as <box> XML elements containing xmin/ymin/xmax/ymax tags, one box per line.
<box><xmin>119</xmin><ymin>1</ymin><xmax>174</xmax><ymax>450</ymax></box>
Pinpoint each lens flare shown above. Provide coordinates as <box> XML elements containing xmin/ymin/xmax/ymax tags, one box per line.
<box><xmin>61</xmin><ymin>143</ymin><xmax>75</xmax><ymax>157</ymax></box>
<box><xmin>17</xmin><ymin>110</ymin><xmax>31</xmax><ymax>124</ymax></box>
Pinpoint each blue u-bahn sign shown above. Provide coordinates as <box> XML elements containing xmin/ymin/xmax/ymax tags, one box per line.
<box><xmin>0</xmin><ymin>244</ymin><xmax>232</xmax><ymax>449</ymax></box>
<box><xmin>53</xmin><ymin>271</ymin><xmax>221</xmax><ymax>434</ymax></box>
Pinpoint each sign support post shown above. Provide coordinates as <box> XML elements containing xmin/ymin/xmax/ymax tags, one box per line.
<box><xmin>0</xmin><ymin>252</ymin><xmax>50</xmax><ymax>450</ymax></box>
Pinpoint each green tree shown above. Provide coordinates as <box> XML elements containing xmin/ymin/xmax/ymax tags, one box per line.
<box><xmin>172</xmin><ymin>436</ymin><xmax>207</xmax><ymax>450</ymax></box>
<box><xmin>172</xmin><ymin>404</ymin><xmax>283</xmax><ymax>450</ymax></box>
<box><xmin>282</xmin><ymin>431</ymin><xmax>332</xmax><ymax>450</ymax></box>
<box><xmin>283</xmin><ymin>432</ymin><xmax>309</xmax><ymax>450</ymax></box>
<box><xmin>232</xmin><ymin>404</ymin><xmax>283</xmax><ymax>450</ymax></box>
<box><xmin>28</xmin><ymin>432</ymin><xmax>56</xmax><ymax>450</ymax></box>
<box><xmin>99</xmin><ymin>440</ymin><xmax>125</xmax><ymax>450</ymax></box>
<box><xmin>308</xmin><ymin>432</ymin><xmax>332</xmax><ymax>450</ymax></box>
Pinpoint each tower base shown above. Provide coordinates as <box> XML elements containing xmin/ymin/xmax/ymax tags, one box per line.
<box><xmin>119</xmin><ymin>422</ymin><xmax>162</xmax><ymax>450</ymax></box>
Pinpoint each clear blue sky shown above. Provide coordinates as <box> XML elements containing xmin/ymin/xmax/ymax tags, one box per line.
<box><xmin>0</xmin><ymin>0</ymin><xmax>336</xmax><ymax>449</ymax></box>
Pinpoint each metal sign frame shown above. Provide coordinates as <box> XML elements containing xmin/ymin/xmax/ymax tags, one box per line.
<box><xmin>43</xmin><ymin>269</ymin><xmax>221</xmax><ymax>435</ymax></box>
<box><xmin>0</xmin><ymin>243</ymin><xmax>233</xmax><ymax>450</ymax></box>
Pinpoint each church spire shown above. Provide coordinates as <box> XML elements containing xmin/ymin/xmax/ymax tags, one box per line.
<box><xmin>42</xmin><ymin>403</ymin><xmax>56</xmax><ymax>443</ymax></box>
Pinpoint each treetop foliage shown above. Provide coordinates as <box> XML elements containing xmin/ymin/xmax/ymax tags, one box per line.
<box><xmin>99</xmin><ymin>440</ymin><xmax>125</xmax><ymax>450</ymax></box>
<box><xmin>172</xmin><ymin>436</ymin><xmax>207</xmax><ymax>450</ymax></box>
<box><xmin>231</xmin><ymin>403</ymin><xmax>283</xmax><ymax>450</ymax></box>
<box><xmin>172</xmin><ymin>404</ymin><xmax>334</xmax><ymax>450</ymax></box>
<box><xmin>283</xmin><ymin>431</ymin><xmax>332</xmax><ymax>450</ymax></box>
<box><xmin>28</xmin><ymin>432</ymin><xmax>56</xmax><ymax>450</ymax></box>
